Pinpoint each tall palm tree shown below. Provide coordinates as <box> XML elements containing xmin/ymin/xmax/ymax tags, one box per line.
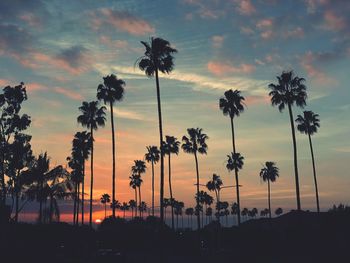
<box><xmin>131</xmin><ymin>160</ymin><xmax>146</xmax><ymax>217</ymax></box>
<box><xmin>100</xmin><ymin>194</ymin><xmax>110</xmax><ymax>219</ymax></box>
<box><xmin>144</xmin><ymin>146</ymin><xmax>160</xmax><ymax>216</ymax></box>
<box><xmin>182</xmin><ymin>128</ymin><xmax>208</xmax><ymax>230</ymax></box>
<box><xmin>226</xmin><ymin>152</ymin><xmax>244</xmax><ymax>225</ymax></box>
<box><xmin>97</xmin><ymin>74</ymin><xmax>125</xmax><ymax>218</ymax></box>
<box><xmin>219</xmin><ymin>89</ymin><xmax>245</xmax><ymax>225</ymax></box>
<box><xmin>137</xmin><ymin>37</ymin><xmax>177</xmax><ymax>223</ymax></box>
<box><xmin>162</xmin><ymin>135</ymin><xmax>180</xmax><ymax>230</ymax></box>
<box><xmin>259</xmin><ymin>162</ymin><xmax>279</xmax><ymax>218</ymax></box>
<box><xmin>206</xmin><ymin>173</ymin><xmax>223</xmax><ymax>221</ymax></box>
<box><xmin>77</xmin><ymin>101</ymin><xmax>106</xmax><ymax>226</ymax></box>
<box><xmin>296</xmin><ymin>110</ymin><xmax>320</xmax><ymax>212</ymax></box>
<box><xmin>268</xmin><ymin>71</ymin><xmax>307</xmax><ymax>211</ymax></box>
<box><xmin>129</xmin><ymin>174</ymin><xmax>140</xmax><ymax>216</ymax></box>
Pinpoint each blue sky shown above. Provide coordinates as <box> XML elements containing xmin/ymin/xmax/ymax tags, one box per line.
<box><xmin>0</xmin><ymin>0</ymin><xmax>349</xmax><ymax>219</ymax></box>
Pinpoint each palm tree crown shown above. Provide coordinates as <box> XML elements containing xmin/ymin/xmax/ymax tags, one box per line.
<box><xmin>206</xmin><ymin>173</ymin><xmax>223</xmax><ymax>193</ymax></box>
<box><xmin>296</xmin><ymin>110</ymin><xmax>320</xmax><ymax>136</ymax></box>
<box><xmin>163</xmin><ymin>136</ymin><xmax>180</xmax><ymax>155</ymax></box>
<box><xmin>260</xmin><ymin>162</ymin><xmax>279</xmax><ymax>182</ymax></box>
<box><xmin>226</xmin><ymin>152</ymin><xmax>244</xmax><ymax>172</ymax></box>
<box><xmin>137</xmin><ymin>37</ymin><xmax>178</xmax><ymax>76</ymax></box>
<box><xmin>77</xmin><ymin>101</ymin><xmax>106</xmax><ymax>130</ymax></box>
<box><xmin>97</xmin><ymin>74</ymin><xmax>125</xmax><ymax>104</ymax></box>
<box><xmin>219</xmin><ymin>89</ymin><xmax>245</xmax><ymax>119</ymax></box>
<box><xmin>145</xmin><ymin>146</ymin><xmax>160</xmax><ymax>164</ymax></box>
<box><xmin>182</xmin><ymin>128</ymin><xmax>208</xmax><ymax>155</ymax></box>
<box><xmin>131</xmin><ymin>160</ymin><xmax>146</xmax><ymax>175</ymax></box>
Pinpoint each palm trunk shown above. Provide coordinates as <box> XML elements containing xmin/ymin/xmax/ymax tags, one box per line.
<box><xmin>110</xmin><ymin>101</ymin><xmax>116</xmax><ymax>218</ymax></box>
<box><xmin>134</xmin><ymin>188</ymin><xmax>138</xmax><ymax>217</ymax></box>
<box><xmin>39</xmin><ymin>179</ymin><xmax>43</xmax><ymax>224</ymax></box>
<box><xmin>89</xmin><ymin>128</ymin><xmax>94</xmax><ymax>227</ymax></box>
<box><xmin>155</xmin><ymin>69</ymin><xmax>165</xmax><ymax>223</ymax></box>
<box><xmin>73</xmin><ymin>183</ymin><xmax>77</xmax><ymax>225</ymax></box>
<box><xmin>81</xmin><ymin>162</ymin><xmax>85</xmax><ymax>225</ymax></box>
<box><xmin>308</xmin><ymin>134</ymin><xmax>320</xmax><ymax>212</ymax></box>
<box><xmin>287</xmin><ymin>103</ymin><xmax>301</xmax><ymax>211</ymax></box>
<box><xmin>104</xmin><ymin>203</ymin><xmax>107</xmax><ymax>219</ymax></box>
<box><xmin>15</xmin><ymin>187</ymin><xmax>19</xmax><ymax>223</ymax></box>
<box><xmin>168</xmin><ymin>154</ymin><xmax>175</xmax><ymax>230</ymax></box>
<box><xmin>151</xmin><ymin>161</ymin><xmax>155</xmax><ymax>216</ymax></box>
<box><xmin>49</xmin><ymin>194</ymin><xmax>53</xmax><ymax>224</ymax></box>
<box><xmin>268</xmin><ymin>179</ymin><xmax>271</xmax><ymax>219</ymax></box>
<box><xmin>230</xmin><ymin>117</ymin><xmax>241</xmax><ymax>226</ymax></box>
<box><xmin>194</xmin><ymin>152</ymin><xmax>201</xmax><ymax>230</ymax></box>
<box><xmin>76</xmin><ymin>182</ymin><xmax>80</xmax><ymax>225</ymax></box>
<box><xmin>138</xmin><ymin>186</ymin><xmax>142</xmax><ymax>218</ymax></box>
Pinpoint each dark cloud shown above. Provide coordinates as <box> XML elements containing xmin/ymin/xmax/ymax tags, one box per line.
<box><xmin>56</xmin><ymin>45</ymin><xmax>89</xmax><ymax>68</ymax></box>
<box><xmin>0</xmin><ymin>23</ymin><xmax>33</xmax><ymax>55</ymax></box>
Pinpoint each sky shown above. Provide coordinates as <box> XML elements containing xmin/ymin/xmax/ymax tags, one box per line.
<box><xmin>0</xmin><ymin>0</ymin><xmax>349</xmax><ymax>222</ymax></box>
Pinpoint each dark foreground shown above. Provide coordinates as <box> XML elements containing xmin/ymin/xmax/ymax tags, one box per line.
<box><xmin>1</xmin><ymin>211</ymin><xmax>349</xmax><ymax>263</ymax></box>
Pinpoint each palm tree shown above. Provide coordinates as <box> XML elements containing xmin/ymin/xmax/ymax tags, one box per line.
<box><xmin>100</xmin><ymin>194</ymin><xmax>110</xmax><ymax>219</ymax></box>
<box><xmin>206</xmin><ymin>173</ymin><xmax>223</xmax><ymax>221</ymax></box>
<box><xmin>269</xmin><ymin>71</ymin><xmax>307</xmax><ymax>211</ymax></box>
<box><xmin>259</xmin><ymin>161</ymin><xmax>279</xmax><ymax>218</ymax></box>
<box><xmin>139</xmin><ymin>201</ymin><xmax>147</xmax><ymax>218</ymax></box>
<box><xmin>145</xmin><ymin>146</ymin><xmax>160</xmax><ymax>216</ymax></box>
<box><xmin>296</xmin><ymin>110</ymin><xmax>320</xmax><ymax>212</ymax></box>
<box><xmin>120</xmin><ymin>202</ymin><xmax>129</xmax><ymax>219</ymax></box>
<box><xmin>185</xmin><ymin>207</ymin><xmax>194</xmax><ymax>229</ymax></box>
<box><xmin>162</xmin><ymin>135</ymin><xmax>180</xmax><ymax>230</ymax></box>
<box><xmin>131</xmin><ymin>160</ymin><xmax>146</xmax><ymax>217</ymax></box>
<box><xmin>129</xmin><ymin>173</ymin><xmax>141</xmax><ymax>216</ymax></box>
<box><xmin>231</xmin><ymin>202</ymin><xmax>239</xmax><ymax>224</ymax></box>
<box><xmin>275</xmin><ymin>207</ymin><xmax>283</xmax><ymax>216</ymax></box>
<box><xmin>182</xmin><ymin>128</ymin><xmax>208</xmax><ymax>230</ymax></box>
<box><xmin>137</xmin><ymin>37</ymin><xmax>177</xmax><ymax>223</ymax></box>
<box><xmin>77</xmin><ymin>101</ymin><xmax>106</xmax><ymax>226</ymax></box>
<box><xmin>226</xmin><ymin>152</ymin><xmax>244</xmax><ymax>225</ymax></box>
<box><xmin>129</xmin><ymin>199</ymin><xmax>137</xmax><ymax>219</ymax></box>
<box><xmin>97</xmin><ymin>74</ymin><xmax>125</xmax><ymax>218</ymax></box>
<box><xmin>163</xmin><ymin>198</ymin><xmax>170</xmax><ymax>221</ymax></box>
<box><xmin>174</xmin><ymin>200</ymin><xmax>184</xmax><ymax>229</ymax></box>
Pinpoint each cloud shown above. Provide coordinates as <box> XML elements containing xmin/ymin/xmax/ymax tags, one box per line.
<box><xmin>211</xmin><ymin>35</ymin><xmax>224</xmax><ymax>48</ymax></box>
<box><xmin>26</xmin><ymin>82</ymin><xmax>48</xmax><ymax>93</ymax></box>
<box><xmin>323</xmin><ymin>11</ymin><xmax>346</xmax><ymax>31</ymax></box>
<box><xmin>234</xmin><ymin>0</ymin><xmax>256</xmax><ymax>15</ymax></box>
<box><xmin>207</xmin><ymin>61</ymin><xmax>256</xmax><ymax>75</ymax></box>
<box><xmin>54</xmin><ymin>87</ymin><xmax>84</xmax><ymax>101</ymax></box>
<box><xmin>0</xmin><ymin>24</ymin><xmax>33</xmax><ymax>57</ymax></box>
<box><xmin>55</xmin><ymin>45</ymin><xmax>91</xmax><ymax>75</ymax></box>
<box><xmin>240</xmin><ymin>26</ymin><xmax>254</xmax><ymax>35</ymax></box>
<box><xmin>283</xmin><ymin>27</ymin><xmax>305</xmax><ymax>39</ymax></box>
<box><xmin>90</xmin><ymin>8</ymin><xmax>155</xmax><ymax>36</ymax></box>
<box><xmin>182</xmin><ymin>0</ymin><xmax>225</xmax><ymax>19</ymax></box>
<box><xmin>256</xmin><ymin>18</ymin><xmax>273</xmax><ymax>28</ymax></box>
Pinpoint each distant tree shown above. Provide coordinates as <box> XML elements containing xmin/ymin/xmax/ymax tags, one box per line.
<box><xmin>77</xmin><ymin>101</ymin><xmax>106</xmax><ymax>226</ymax></box>
<box><xmin>182</xmin><ymin>128</ymin><xmax>208</xmax><ymax>230</ymax></box>
<box><xmin>129</xmin><ymin>199</ymin><xmax>137</xmax><ymax>219</ymax></box>
<box><xmin>144</xmin><ymin>146</ymin><xmax>160</xmax><ymax>216</ymax></box>
<box><xmin>206</xmin><ymin>173</ymin><xmax>223</xmax><ymax>221</ymax></box>
<box><xmin>100</xmin><ymin>194</ymin><xmax>111</xmax><ymax>219</ymax></box>
<box><xmin>296</xmin><ymin>110</ymin><xmax>320</xmax><ymax>212</ymax></box>
<box><xmin>275</xmin><ymin>207</ymin><xmax>283</xmax><ymax>216</ymax></box>
<box><xmin>259</xmin><ymin>161</ymin><xmax>279</xmax><ymax>218</ymax></box>
<box><xmin>137</xmin><ymin>37</ymin><xmax>177</xmax><ymax>223</ymax></box>
<box><xmin>139</xmin><ymin>201</ymin><xmax>147</xmax><ymax>218</ymax></box>
<box><xmin>241</xmin><ymin>207</ymin><xmax>249</xmax><ymax>220</ymax></box>
<box><xmin>206</xmin><ymin>207</ymin><xmax>213</xmax><ymax>223</ymax></box>
<box><xmin>185</xmin><ymin>207</ymin><xmax>194</xmax><ymax>229</ymax></box>
<box><xmin>226</xmin><ymin>152</ymin><xmax>244</xmax><ymax>226</ymax></box>
<box><xmin>174</xmin><ymin>200</ymin><xmax>184</xmax><ymax>229</ymax></box>
<box><xmin>129</xmin><ymin>173</ymin><xmax>142</xmax><ymax>217</ymax></box>
<box><xmin>97</xmin><ymin>74</ymin><xmax>125</xmax><ymax>218</ymax></box>
<box><xmin>269</xmin><ymin>71</ymin><xmax>307</xmax><ymax>211</ymax></box>
<box><xmin>120</xmin><ymin>202</ymin><xmax>129</xmax><ymax>219</ymax></box>
<box><xmin>163</xmin><ymin>198</ymin><xmax>171</xmax><ymax>221</ymax></box>
<box><xmin>162</xmin><ymin>135</ymin><xmax>180</xmax><ymax>229</ymax></box>
<box><xmin>231</xmin><ymin>202</ymin><xmax>239</xmax><ymax>224</ymax></box>
<box><xmin>131</xmin><ymin>160</ymin><xmax>146</xmax><ymax>217</ymax></box>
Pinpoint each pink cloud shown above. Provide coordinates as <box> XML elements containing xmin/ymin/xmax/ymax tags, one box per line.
<box><xmin>54</xmin><ymin>87</ymin><xmax>84</xmax><ymax>101</ymax></box>
<box><xmin>260</xmin><ymin>30</ymin><xmax>273</xmax><ymax>40</ymax></box>
<box><xmin>235</xmin><ymin>0</ymin><xmax>256</xmax><ymax>15</ymax></box>
<box><xmin>26</xmin><ymin>82</ymin><xmax>48</xmax><ymax>93</ymax></box>
<box><xmin>245</xmin><ymin>95</ymin><xmax>270</xmax><ymax>105</ymax></box>
<box><xmin>207</xmin><ymin>61</ymin><xmax>256</xmax><ymax>75</ymax></box>
<box><xmin>91</xmin><ymin>8</ymin><xmax>155</xmax><ymax>36</ymax></box>
<box><xmin>256</xmin><ymin>18</ymin><xmax>274</xmax><ymax>28</ymax></box>
<box><xmin>283</xmin><ymin>27</ymin><xmax>305</xmax><ymax>39</ymax></box>
<box><xmin>240</xmin><ymin>26</ymin><xmax>254</xmax><ymax>35</ymax></box>
<box><xmin>211</xmin><ymin>35</ymin><xmax>224</xmax><ymax>48</ymax></box>
<box><xmin>18</xmin><ymin>13</ymin><xmax>42</xmax><ymax>28</ymax></box>
<box><xmin>323</xmin><ymin>11</ymin><xmax>346</xmax><ymax>31</ymax></box>
<box><xmin>0</xmin><ymin>79</ymin><xmax>11</xmax><ymax>87</ymax></box>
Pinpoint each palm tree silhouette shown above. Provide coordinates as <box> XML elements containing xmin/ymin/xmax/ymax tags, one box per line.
<box><xmin>163</xmin><ymin>198</ymin><xmax>171</xmax><ymax>221</ymax></box>
<box><xmin>100</xmin><ymin>194</ymin><xmax>110</xmax><ymax>219</ymax></box>
<box><xmin>231</xmin><ymin>202</ymin><xmax>239</xmax><ymax>224</ymax></box>
<box><xmin>129</xmin><ymin>173</ymin><xmax>140</xmax><ymax>216</ymax></box>
<box><xmin>97</xmin><ymin>74</ymin><xmax>125</xmax><ymax>218</ymax></box>
<box><xmin>77</xmin><ymin>101</ymin><xmax>106</xmax><ymax>226</ymax></box>
<box><xmin>219</xmin><ymin>89</ymin><xmax>245</xmax><ymax>225</ymax></box>
<box><xmin>128</xmin><ymin>199</ymin><xmax>137</xmax><ymax>219</ymax></box>
<box><xmin>182</xmin><ymin>128</ymin><xmax>208</xmax><ymax>230</ymax></box>
<box><xmin>131</xmin><ymin>160</ymin><xmax>146</xmax><ymax>217</ymax></box>
<box><xmin>269</xmin><ymin>71</ymin><xmax>307</xmax><ymax>211</ymax></box>
<box><xmin>275</xmin><ymin>207</ymin><xmax>283</xmax><ymax>216</ymax></box>
<box><xmin>137</xmin><ymin>37</ymin><xmax>177</xmax><ymax>223</ymax></box>
<box><xmin>120</xmin><ymin>202</ymin><xmax>129</xmax><ymax>219</ymax></box>
<box><xmin>259</xmin><ymin>162</ymin><xmax>279</xmax><ymax>218</ymax></box>
<box><xmin>185</xmin><ymin>207</ymin><xmax>194</xmax><ymax>229</ymax></box>
<box><xmin>296</xmin><ymin>110</ymin><xmax>320</xmax><ymax>212</ymax></box>
<box><xmin>226</xmin><ymin>152</ymin><xmax>244</xmax><ymax>225</ymax></box>
<box><xmin>162</xmin><ymin>135</ymin><xmax>180</xmax><ymax>230</ymax></box>
<box><xmin>206</xmin><ymin>173</ymin><xmax>223</xmax><ymax>221</ymax></box>
<box><xmin>145</xmin><ymin>146</ymin><xmax>160</xmax><ymax>216</ymax></box>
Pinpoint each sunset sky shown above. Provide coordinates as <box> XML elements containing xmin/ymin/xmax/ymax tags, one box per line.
<box><xmin>1</xmin><ymin>0</ymin><xmax>349</xmax><ymax>221</ymax></box>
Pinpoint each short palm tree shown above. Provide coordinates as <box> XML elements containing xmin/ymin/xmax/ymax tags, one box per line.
<box><xmin>100</xmin><ymin>193</ymin><xmax>110</xmax><ymax>219</ymax></box>
<box><xmin>206</xmin><ymin>173</ymin><xmax>223</xmax><ymax>221</ymax></box>
<box><xmin>259</xmin><ymin>161</ymin><xmax>279</xmax><ymax>218</ymax></box>
<box><xmin>137</xmin><ymin>37</ymin><xmax>177</xmax><ymax>223</ymax></box>
<box><xmin>129</xmin><ymin>199</ymin><xmax>137</xmax><ymax>219</ymax></box>
<box><xmin>129</xmin><ymin>174</ymin><xmax>140</xmax><ymax>216</ymax></box>
<box><xmin>269</xmin><ymin>71</ymin><xmax>307</xmax><ymax>211</ymax></box>
<box><xmin>182</xmin><ymin>128</ymin><xmax>208</xmax><ymax>230</ymax></box>
<box><xmin>226</xmin><ymin>152</ymin><xmax>244</xmax><ymax>225</ymax></box>
<box><xmin>131</xmin><ymin>160</ymin><xmax>146</xmax><ymax>217</ymax></box>
<box><xmin>120</xmin><ymin>202</ymin><xmax>129</xmax><ymax>219</ymax></box>
<box><xmin>97</xmin><ymin>74</ymin><xmax>125</xmax><ymax>218</ymax></box>
<box><xmin>77</xmin><ymin>101</ymin><xmax>106</xmax><ymax>226</ymax></box>
<box><xmin>162</xmin><ymin>135</ymin><xmax>180</xmax><ymax>230</ymax></box>
<box><xmin>145</xmin><ymin>146</ymin><xmax>160</xmax><ymax>216</ymax></box>
<box><xmin>185</xmin><ymin>207</ymin><xmax>194</xmax><ymax>229</ymax></box>
<box><xmin>296</xmin><ymin>110</ymin><xmax>320</xmax><ymax>212</ymax></box>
